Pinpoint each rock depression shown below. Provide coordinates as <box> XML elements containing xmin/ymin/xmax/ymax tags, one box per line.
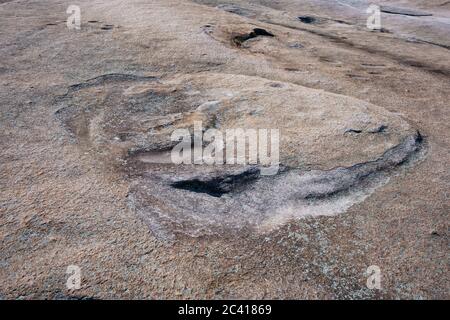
<box><xmin>55</xmin><ymin>72</ymin><xmax>424</xmax><ymax>240</ymax></box>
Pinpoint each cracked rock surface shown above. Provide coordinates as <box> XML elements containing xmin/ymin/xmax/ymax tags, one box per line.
<box><xmin>0</xmin><ymin>0</ymin><xmax>448</xmax><ymax>299</ymax></box>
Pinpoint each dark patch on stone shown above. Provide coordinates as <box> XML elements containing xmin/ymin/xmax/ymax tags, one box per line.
<box><xmin>345</xmin><ymin>125</ymin><xmax>388</xmax><ymax>134</ymax></box>
<box><xmin>345</xmin><ymin>128</ymin><xmax>362</xmax><ymax>134</ymax></box>
<box><xmin>171</xmin><ymin>167</ymin><xmax>260</xmax><ymax>197</ymax></box>
<box><xmin>269</xmin><ymin>82</ymin><xmax>283</xmax><ymax>88</ymax></box>
<box><xmin>101</xmin><ymin>24</ymin><xmax>114</xmax><ymax>30</ymax></box>
<box><xmin>253</xmin><ymin>28</ymin><xmax>274</xmax><ymax>37</ymax></box>
<box><xmin>415</xmin><ymin>130</ymin><xmax>424</xmax><ymax>143</ymax></box>
<box><xmin>288</xmin><ymin>42</ymin><xmax>304</xmax><ymax>49</ymax></box>
<box><xmin>332</xmin><ymin>19</ymin><xmax>352</xmax><ymax>25</ymax></box>
<box><xmin>201</xmin><ymin>24</ymin><xmax>215</xmax><ymax>35</ymax></box>
<box><xmin>233</xmin><ymin>28</ymin><xmax>274</xmax><ymax>46</ymax></box>
<box><xmin>369</xmin><ymin>125</ymin><xmax>388</xmax><ymax>133</ymax></box>
<box><xmin>298</xmin><ymin>16</ymin><xmax>317</xmax><ymax>24</ymax></box>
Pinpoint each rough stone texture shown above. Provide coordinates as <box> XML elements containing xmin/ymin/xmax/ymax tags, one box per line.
<box><xmin>0</xmin><ymin>0</ymin><xmax>448</xmax><ymax>299</ymax></box>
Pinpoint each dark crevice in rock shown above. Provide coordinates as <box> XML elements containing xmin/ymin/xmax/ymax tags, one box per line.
<box><xmin>171</xmin><ymin>167</ymin><xmax>261</xmax><ymax>197</ymax></box>
<box><xmin>101</xmin><ymin>24</ymin><xmax>114</xmax><ymax>30</ymax></box>
<box><xmin>298</xmin><ymin>15</ymin><xmax>352</xmax><ymax>25</ymax></box>
<box><xmin>233</xmin><ymin>28</ymin><xmax>274</xmax><ymax>46</ymax></box>
<box><xmin>380</xmin><ymin>6</ymin><xmax>432</xmax><ymax>17</ymax></box>
<box><xmin>331</xmin><ymin>19</ymin><xmax>352</xmax><ymax>25</ymax></box>
<box><xmin>252</xmin><ymin>28</ymin><xmax>274</xmax><ymax>37</ymax></box>
<box><xmin>298</xmin><ymin>16</ymin><xmax>317</xmax><ymax>24</ymax></box>
<box><xmin>344</xmin><ymin>125</ymin><xmax>388</xmax><ymax>134</ymax></box>
<box><xmin>345</xmin><ymin>128</ymin><xmax>362</xmax><ymax>134</ymax></box>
